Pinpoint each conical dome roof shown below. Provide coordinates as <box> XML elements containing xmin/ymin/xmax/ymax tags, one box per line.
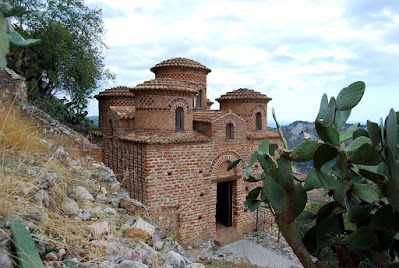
<box><xmin>216</xmin><ymin>88</ymin><xmax>271</xmax><ymax>102</ymax></box>
<box><xmin>95</xmin><ymin>86</ymin><xmax>135</xmax><ymax>99</ymax></box>
<box><xmin>131</xmin><ymin>78</ymin><xmax>197</xmax><ymax>94</ymax></box>
<box><xmin>150</xmin><ymin>57</ymin><xmax>211</xmax><ymax>74</ymax></box>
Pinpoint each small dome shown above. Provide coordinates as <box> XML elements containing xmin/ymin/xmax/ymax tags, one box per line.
<box><xmin>131</xmin><ymin>78</ymin><xmax>197</xmax><ymax>94</ymax></box>
<box><xmin>216</xmin><ymin>88</ymin><xmax>271</xmax><ymax>102</ymax></box>
<box><xmin>95</xmin><ymin>86</ymin><xmax>135</xmax><ymax>99</ymax></box>
<box><xmin>150</xmin><ymin>57</ymin><xmax>211</xmax><ymax>74</ymax></box>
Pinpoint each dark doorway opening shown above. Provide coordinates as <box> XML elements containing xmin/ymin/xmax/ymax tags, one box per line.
<box><xmin>216</xmin><ymin>181</ymin><xmax>233</xmax><ymax>227</ymax></box>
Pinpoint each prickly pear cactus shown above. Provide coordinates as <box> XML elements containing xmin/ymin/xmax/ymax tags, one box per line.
<box><xmin>0</xmin><ymin>8</ymin><xmax>9</xmax><ymax>70</ymax></box>
<box><xmin>0</xmin><ymin>1</ymin><xmax>40</xmax><ymax>71</ymax></box>
<box><xmin>231</xmin><ymin>81</ymin><xmax>399</xmax><ymax>267</ymax></box>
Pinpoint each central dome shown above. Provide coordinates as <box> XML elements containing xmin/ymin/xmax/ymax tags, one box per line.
<box><xmin>150</xmin><ymin>57</ymin><xmax>211</xmax><ymax>74</ymax></box>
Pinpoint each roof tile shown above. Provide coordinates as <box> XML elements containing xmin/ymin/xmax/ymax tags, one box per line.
<box><xmin>193</xmin><ymin>110</ymin><xmax>231</xmax><ymax>122</ymax></box>
<box><xmin>109</xmin><ymin>106</ymin><xmax>135</xmax><ymax>119</ymax></box>
<box><xmin>216</xmin><ymin>88</ymin><xmax>271</xmax><ymax>102</ymax></box>
<box><xmin>150</xmin><ymin>57</ymin><xmax>211</xmax><ymax>73</ymax></box>
<box><xmin>120</xmin><ymin>130</ymin><xmax>210</xmax><ymax>144</ymax></box>
<box><xmin>95</xmin><ymin>86</ymin><xmax>135</xmax><ymax>99</ymax></box>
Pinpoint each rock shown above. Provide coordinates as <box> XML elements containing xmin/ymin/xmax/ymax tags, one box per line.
<box><xmin>123</xmin><ymin>249</ymin><xmax>143</xmax><ymax>262</ymax></box>
<box><xmin>84</xmin><ymin>156</ymin><xmax>93</xmax><ymax>162</ymax></box>
<box><xmin>0</xmin><ymin>250</ymin><xmax>13</xmax><ymax>268</ymax></box>
<box><xmin>110</xmin><ymin>182</ymin><xmax>121</xmax><ymax>191</ymax></box>
<box><xmin>132</xmin><ymin>219</ymin><xmax>155</xmax><ymax>237</ymax></box>
<box><xmin>161</xmin><ymin>251</ymin><xmax>186</xmax><ymax>268</ymax></box>
<box><xmin>55</xmin><ymin>147</ymin><xmax>68</xmax><ymax>160</ymax></box>
<box><xmin>101</xmin><ymin>187</ymin><xmax>108</xmax><ymax>195</ymax></box>
<box><xmin>62</xmin><ymin>199</ymin><xmax>81</xmax><ymax>217</ymax></box>
<box><xmin>57</xmin><ymin>248</ymin><xmax>66</xmax><ymax>259</ymax></box>
<box><xmin>71</xmin><ymin>186</ymin><xmax>94</xmax><ymax>202</ymax></box>
<box><xmin>26</xmin><ymin>206</ymin><xmax>48</xmax><ymax>223</ymax></box>
<box><xmin>43</xmin><ymin>172</ymin><xmax>59</xmax><ymax>189</ymax></box>
<box><xmin>125</xmin><ymin>228</ymin><xmax>150</xmax><ymax>242</ymax></box>
<box><xmin>163</xmin><ymin>238</ymin><xmax>187</xmax><ymax>258</ymax></box>
<box><xmin>89</xmin><ymin>222</ymin><xmax>109</xmax><ymax>236</ymax></box>
<box><xmin>0</xmin><ymin>229</ymin><xmax>11</xmax><ymax>250</ymax></box>
<box><xmin>92</xmin><ymin>162</ymin><xmax>118</xmax><ymax>185</ymax></box>
<box><xmin>103</xmin><ymin>207</ymin><xmax>116</xmax><ymax>216</ymax></box>
<box><xmin>20</xmin><ymin>182</ymin><xmax>39</xmax><ymax>196</ymax></box>
<box><xmin>96</xmin><ymin>194</ymin><xmax>107</xmax><ymax>204</ymax></box>
<box><xmin>120</xmin><ymin>199</ymin><xmax>148</xmax><ymax>214</ymax></box>
<box><xmin>81</xmin><ymin>211</ymin><xmax>92</xmax><ymax>221</ymax></box>
<box><xmin>153</xmin><ymin>240</ymin><xmax>163</xmax><ymax>251</ymax></box>
<box><xmin>99</xmin><ymin>261</ymin><xmax>114</xmax><ymax>268</ymax></box>
<box><xmin>28</xmin><ymin>166</ymin><xmax>41</xmax><ymax>177</ymax></box>
<box><xmin>78</xmin><ymin>263</ymin><xmax>98</xmax><ymax>268</ymax></box>
<box><xmin>45</xmin><ymin>252</ymin><xmax>58</xmax><ymax>261</ymax></box>
<box><xmin>115</xmin><ymin>261</ymin><xmax>148</xmax><ymax>268</ymax></box>
<box><xmin>33</xmin><ymin>189</ymin><xmax>50</xmax><ymax>207</ymax></box>
<box><xmin>107</xmin><ymin>197</ymin><xmax>120</xmax><ymax>208</ymax></box>
<box><xmin>186</xmin><ymin>264</ymin><xmax>205</xmax><ymax>268</ymax></box>
<box><xmin>134</xmin><ymin>241</ymin><xmax>158</xmax><ymax>265</ymax></box>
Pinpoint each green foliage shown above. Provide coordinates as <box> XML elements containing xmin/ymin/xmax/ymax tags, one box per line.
<box><xmin>239</xmin><ymin>81</ymin><xmax>399</xmax><ymax>267</ymax></box>
<box><xmin>0</xmin><ymin>1</ymin><xmax>40</xmax><ymax>71</ymax></box>
<box><xmin>7</xmin><ymin>0</ymin><xmax>114</xmax><ymax>118</ymax></box>
<box><xmin>10</xmin><ymin>218</ymin><xmax>43</xmax><ymax>268</ymax></box>
<box><xmin>29</xmin><ymin>95</ymin><xmax>96</xmax><ymax>133</ymax></box>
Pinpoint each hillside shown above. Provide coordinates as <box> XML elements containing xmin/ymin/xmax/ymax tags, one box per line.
<box><xmin>0</xmin><ymin>69</ymin><xmax>207</xmax><ymax>268</ymax></box>
<box><xmin>269</xmin><ymin>120</ymin><xmax>364</xmax><ymax>172</ymax></box>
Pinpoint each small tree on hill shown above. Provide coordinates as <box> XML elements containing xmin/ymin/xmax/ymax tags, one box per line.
<box><xmin>229</xmin><ymin>81</ymin><xmax>399</xmax><ymax>267</ymax></box>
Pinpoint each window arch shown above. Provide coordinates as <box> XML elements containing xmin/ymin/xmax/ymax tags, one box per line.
<box><xmin>256</xmin><ymin>112</ymin><xmax>262</xmax><ymax>130</ymax></box>
<box><xmin>175</xmin><ymin>107</ymin><xmax>184</xmax><ymax>130</ymax></box>
<box><xmin>226</xmin><ymin>123</ymin><xmax>234</xmax><ymax>140</ymax></box>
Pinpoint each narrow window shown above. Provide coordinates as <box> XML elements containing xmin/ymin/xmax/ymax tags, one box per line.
<box><xmin>226</xmin><ymin>123</ymin><xmax>234</xmax><ymax>140</ymax></box>
<box><xmin>176</xmin><ymin>108</ymin><xmax>184</xmax><ymax>130</ymax></box>
<box><xmin>194</xmin><ymin>91</ymin><xmax>202</xmax><ymax>108</ymax></box>
<box><xmin>256</xmin><ymin>112</ymin><xmax>262</xmax><ymax>130</ymax></box>
<box><xmin>109</xmin><ymin>119</ymin><xmax>113</xmax><ymax>137</ymax></box>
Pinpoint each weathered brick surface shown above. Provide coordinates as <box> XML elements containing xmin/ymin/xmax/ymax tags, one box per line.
<box><xmin>96</xmin><ymin>58</ymin><xmax>281</xmax><ymax>245</ymax></box>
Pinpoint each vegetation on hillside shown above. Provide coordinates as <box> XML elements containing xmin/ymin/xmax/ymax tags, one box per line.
<box><xmin>5</xmin><ymin>0</ymin><xmax>113</xmax><ymax>131</ymax></box>
<box><xmin>231</xmin><ymin>81</ymin><xmax>399</xmax><ymax>267</ymax></box>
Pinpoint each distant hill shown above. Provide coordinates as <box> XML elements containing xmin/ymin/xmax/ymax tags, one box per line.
<box><xmin>86</xmin><ymin>115</ymin><xmax>98</xmax><ymax>125</ymax></box>
<box><xmin>269</xmin><ymin>120</ymin><xmax>365</xmax><ymax>172</ymax></box>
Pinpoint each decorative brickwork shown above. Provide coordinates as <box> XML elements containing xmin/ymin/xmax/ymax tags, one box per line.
<box><xmin>95</xmin><ymin>58</ymin><xmax>282</xmax><ymax>246</ymax></box>
<box><xmin>168</xmin><ymin>98</ymin><xmax>189</xmax><ymax>113</ymax></box>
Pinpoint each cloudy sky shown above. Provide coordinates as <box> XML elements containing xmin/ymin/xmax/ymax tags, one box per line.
<box><xmin>85</xmin><ymin>0</ymin><xmax>399</xmax><ymax>125</ymax></box>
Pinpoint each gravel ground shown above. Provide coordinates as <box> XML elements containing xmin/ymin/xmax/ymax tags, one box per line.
<box><xmin>186</xmin><ymin>225</ymin><xmax>301</xmax><ymax>267</ymax></box>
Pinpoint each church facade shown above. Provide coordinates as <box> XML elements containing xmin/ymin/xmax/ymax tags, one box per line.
<box><xmin>95</xmin><ymin>58</ymin><xmax>281</xmax><ymax>245</ymax></box>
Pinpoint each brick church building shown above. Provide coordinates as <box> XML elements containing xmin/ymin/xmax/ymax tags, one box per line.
<box><xmin>95</xmin><ymin>58</ymin><xmax>281</xmax><ymax>245</ymax></box>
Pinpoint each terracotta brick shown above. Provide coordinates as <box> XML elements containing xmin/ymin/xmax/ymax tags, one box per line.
<box><xmin>93</xmin><ymin>58</ymin><xmax>282</xmax><ymax>246</ymax></box>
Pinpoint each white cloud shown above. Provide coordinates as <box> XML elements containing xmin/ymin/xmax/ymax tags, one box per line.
<box><xmin>86</xmin><ymin>0</ymin><xmax>399</xmax><ymax>125</ymax></box>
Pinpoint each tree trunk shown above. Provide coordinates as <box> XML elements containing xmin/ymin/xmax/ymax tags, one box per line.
<box><xmin>276</xmin><ymin>217</ymin><xmax>322</xmax><ymax>268</ymax></box>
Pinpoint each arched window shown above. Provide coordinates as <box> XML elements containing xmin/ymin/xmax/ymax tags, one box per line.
<box><xmin>109</xmin><ymin>119</ymin><xmax>113</xmax><ymax>137</ymax></box>
<box><xmin>226</xmin><ymin>123</ymin><xmax>234</xmax><ymax>140</ymax></box>
<box><xmin>175</xmin><ymin>108</ymin><xmax>184</xmax><ymax>130</ymax></box>
<box><xmin>194</xmin><ymin>91</ymin><xmax>202</xmax><ymax>108</ymax></box>
<box><xmin>256</xmin><ymin>112</ymin><xmax>262</xmax><ymax>130</ymax></box>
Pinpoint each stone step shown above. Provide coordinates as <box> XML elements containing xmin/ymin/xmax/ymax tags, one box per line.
<box><xmin>214</xmin><ymin>231</ymin><xmax>244</xmax><ymax>247</ymax></box>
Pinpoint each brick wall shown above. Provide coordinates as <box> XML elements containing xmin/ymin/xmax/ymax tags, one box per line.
<box><xmin>98</xmin><ymin>96</ymin><xmax>135</xmax><ymax>132</ymax></box>
<box><xmin>102</xmin><ymin>138</ymin><xmax>147</xmax><ymax>202</ymax></box>
<box><xmin>143</xmin><ymin>135</ymin><xmax>282</xmax><ymax>245</ymax></box>
<box><xmin>134</xmin><ymin>93</ymin><xmax>194</xmax><ymax>132</ymax></box>
<box><xmin>219</xmin><ymin>102</ymin><xmax>268</xmax><ymax>131</ymax></box>
<box><xmin>153</xmin><ymin>68</ymin><xmax>208</xmax><ymax>109</ymax></box>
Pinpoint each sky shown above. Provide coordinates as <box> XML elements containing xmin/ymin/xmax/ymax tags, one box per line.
<box><xmin>85</xmin><ymin>0</ymin><xmax>399</xmax><ymax>125</ymax></box>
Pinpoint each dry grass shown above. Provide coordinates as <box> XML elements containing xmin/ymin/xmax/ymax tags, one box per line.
<box><xmin>0</xmin><ymin>98</ymin><xmax>120</xmax><ymax>263</ymax></box>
